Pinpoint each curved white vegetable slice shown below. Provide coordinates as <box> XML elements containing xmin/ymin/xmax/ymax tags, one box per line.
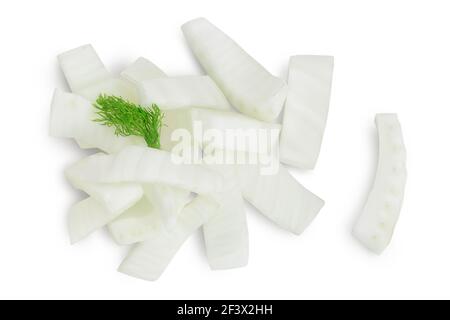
<box><xmin>353</xmin><ymin>114</ymin><xmax>407</xmax><ymax>254</ymax></box>
<box><xmin>68</xmin><ymin>196</ymin><xmax>140</xmax><ymax>244</ymax></box>
<box><xmin>121</xmin><ymin>57</ymin><xmax>166</xmax><ymax>84</ymax></box>
<box><xmin>280</xmin><ymin>56</ymin><xmax>334</xmax><ymax>169</ymax></box>
<box><xmin>65</xmin><ymin>146</ymin><xmax>226</xmax><ymax>194</ymax></box>
<box><xmin>161</xmin><ymin>108</ymin><xmax>280</xmax><ymax>155</ymax></box>
<box><xmin>203</xmin><ymin>189</ymin><xmax>249</xmax><ymax>270</ymax></box>
<box><xmin>58</xmin><ymin>44</ymin><xmax>111</xmax><ymax>93</ymax></box>
<box><xmin>143</xmin><ymin>184</ymin><xmax>191</xmax><ymax>230</ymax></box>
<box><xmin>58</xmin><ymin>44</ymin><xmax>140</xmax><ymax>109</ymax></box>
<box><xmin>182</xmin><ymin>18</ymin><xmax>287</xmax><ymax>121</ymax></box>
<box><xmin>138</xmin><ymin>76</ymin><xmax>231</xmax><ymax>111</ymax></box>
<box><xmin>118</xmin><ymin>195</ymin><xmax>219</xmax><ymax>281</ymax></box>
<box><xmin>77</xmin><ymin>78</ymin><xmax>139</xmax><ymax>103</ymax></box>
<box><xmin>80</xmin><ymin>182</ymin><xmax>143</xmax><ymax>215</ymax></box>
<box><xmin>108</xmin><ymin>198</ymin><xmax>161</xmax><ymax>245</ymax></box>
<box><xmin>237</xmin><ymin>164</ymin><xmax>324</xmax><ymax>235</ymax></box>
<box><xmin>50</xmin><ymin>89</ymin><xmax>146</xmax><ymax>153</ymax></box>
<box><xmin>200</xmin><ymin>164</ymin><xmax>248</xmax><ymax>270</ymax></box>
<box><xmin>67</xmin><ymin>179</ymin><xmax>144</xmax><ymax>243</ymax></box>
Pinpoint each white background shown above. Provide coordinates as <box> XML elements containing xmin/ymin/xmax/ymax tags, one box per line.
<box><xmin>0</xmin><ymin>0</ymin><xmax>449</xmax><ymax>300</ymax></box>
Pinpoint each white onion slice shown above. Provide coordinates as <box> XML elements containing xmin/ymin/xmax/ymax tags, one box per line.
<box><xmin>121</xmin><ymin>57</ymin><xmax>166</xmax><ymax>84</ymax></box>
<box><xmin>138</xmin><ymin>76</ymin><xmax>232</xmax><ymax>111</ymax></box>
<box><xmin>237</xmin><ymin>164</ymin><xmax>324</xmax><ymax>235</ymax></box>
<box><xmin>182</xmin><ymin>18</ymin><xmax>287</xmax><ymax>121</ymax></box>
<box><xmin>118</xmin><ymin>195</ymin><xmax>219</xmax><ymax>281</ymax></box>
<box><xmin>353</xmin><ymin>114</ymin><xmax>407</xmax><ymax>254</ymax></box>
<box><xmin>58</xmin><ymin>44</ymin><xmax>110</xmax><ymax>93</ymax></box>
<box><xmin>65</xmin><ymin>146</ymin><xmax>226</xmax><ymax>194</ymax></box>
<box><xmin>280</xmin><ymin>55</ymin><xmax>334</xmax><ymax>169</ymax></box>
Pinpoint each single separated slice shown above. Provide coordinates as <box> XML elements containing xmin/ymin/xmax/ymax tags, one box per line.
<box><xmin>280</xmin><ymin>55</ymin><xmax>334</xmax><ymax>169</ymax></box>
<box><xmin>353</xmin><ymin>114</ymin><xmax>407</xmax><ymax>254</ymax></box>
<box><xmin>182</xmin><ymin>18</ymin><xmax>287</xmax><ymax>121</ymax></box>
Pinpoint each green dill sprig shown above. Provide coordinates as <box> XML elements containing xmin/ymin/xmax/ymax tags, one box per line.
<box><xmin>93</xmin><ymin>94</ymin><xmax>164</xmax><ymax>149</ymax></box>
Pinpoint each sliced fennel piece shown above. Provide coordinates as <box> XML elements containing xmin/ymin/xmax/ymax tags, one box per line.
<box><xmin>65</xmin><ymin>145</ymin><xmax>226</xmax><ymax>194</ymax></box>
<box><xmin>182</xmin><ymin>18</ymin><xmax>287</xmax><ymax>121</ymax></box>
<box><xmin>58</xmin><ymin>44</ymin><xmax>110</xmax><ymax>93</ymax></box>
<box><xmin>138</xmin><ymin>76</ymin><xmax>231</xmax><ymax>111</ymax></box>
<box><xmin>68</xmin><ymin>196</ymin><xmax>140</xmax><ymax>244</ymax></box>
<box><xmin>80</xmin><ymin>182</ymin><xmax>143</xmax><ymax>215</ymax></box>
<box><xmin>201</xmin><ymin>163</ymin><xmax>248</xmax><ymax>269</ymax></box>
<box><xmin>161</xmin><ymin>108</ymin><xmax>281</xmax><ymax>155</ymax></box>
<box><xmin>353</xmin><ymin>114</ymin><xmax>407</xmax><ymax>254</ymax></box>
<box><xmin>77</xmin><ymin>78</ymin><xmax>139</xmax><ymax>103</ymax></box>
<box><xmin>280</xmin><ymin>55</ymin><xmax>334</xmax><ymax>169</ymax></box>
<box><xmin>142</xmin><ymin>184</ymin><xmax>191</xmax><ymax>230</ymax></box>
<box><xmin>121</xmin><ymin>57</ymin><xmax>166</xmax><ymax>84</ymax></box>
<box><xmin>58</xmin><ymin>44</ymin><xmax>139</xmax><ymax>107</ymax></box>
<box><xmin>237</xmin><ymin>164</ymin><xmax>324</xmax><ymax>235</ymax></box>
<box><xmin>119</xmin><ymin>195</ymin><xmax>219</xmax><ymax>281</ymax></box>
<box><xmin>203</xmin><ymin>188</ymin><xmax>249</xmax><ymax>270</ymax></box>
<box><xmin>108</xmin><ymin>197</ymin><xmax>162</xmax><ymax>245</ymax></box>
<box><xmin>49</xmin><ymin>89</ymin><xmax>146</xmax><ymax>153</ymax></box>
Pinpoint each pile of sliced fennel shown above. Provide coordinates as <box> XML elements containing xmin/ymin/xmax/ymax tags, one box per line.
<box><xmin>50</xmin><ymin>18</ymin><xmax>406</xmax><ymax>281</ymax></box>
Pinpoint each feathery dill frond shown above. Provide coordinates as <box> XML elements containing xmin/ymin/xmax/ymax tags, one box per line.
<box><xmin>93</xmin><ymin>95</ymin><xmax>164</xmax><ymax>149</ymax></box>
